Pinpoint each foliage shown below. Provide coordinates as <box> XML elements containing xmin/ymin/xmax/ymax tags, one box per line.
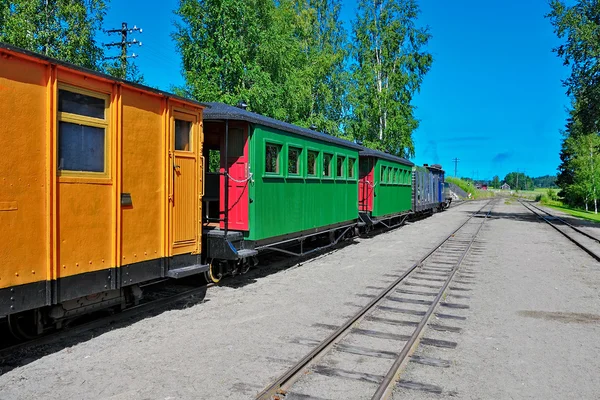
<box><xmin>0</xmin><ymin>0</ymin><xmax>143</xmax><ymax>81</ymax></box>
<box><xmin>491</xmin><ymin>175</ymin><xmax>500</xmax><ymax>188</ymax></box>
<box><xmin>503</xmin><ymin>172</ymin><xmax>534</xmax><ymax>191</ymax></box>
<box><xmin>347</xmin><ymin>0</ymin><xmax>432</xmax><ymax>158</ymax></box>
<box><xmin>532</xmin><ymin>174</ymin><xmax>558</xmax><ymax>188</ymax></box>
<box><xmin>0</xmin><ymin>0</ymin><xmax>107</xmax><ymax>69</ymax></box>
<box><xmin>548</xmin><ymin>1</ymin><xmax>600</xmax><ymax>213</ymax></box>
<box><xmin>548</xmin><ymin>0</ymin><xmax>600</xmax><ymax>133</ymax></box>
<box><xmin>173</xmin><ymin>0</ymin><xmax>348</xmax><ymax>133</ymax></box>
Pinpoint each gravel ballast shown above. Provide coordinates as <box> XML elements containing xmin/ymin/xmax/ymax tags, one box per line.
<box><xmin>3</xmin><ymin>199</ymin><xmax>599</xmax><ymax>400</ymax></box>
<box><xmin>393</xmin><ymin>200</ymin><xmax>600</xmax><ymax>399</ymax></box>
<box><xmin>0</xmin><ymin>202</ymin><xmax>482</xmax><ymax>400</ymax></box>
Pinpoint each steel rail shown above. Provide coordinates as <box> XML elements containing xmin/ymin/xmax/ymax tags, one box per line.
<box><xmin>372</xmin><ymin>200</ymin><xmax>495</xmax><ymax>399</ymax></box>
<box><xmin>255</xmin><ymin>200</ymin><xmax>493</xmax><ymax>400</ymax></box>
<box><xmin>524</xmin><ymin>201</ymin><xmax>600</xmax><ymax>244</ymax></box>
<box><xmin>519</xmin><ymin>200</ymin><xmax>600</xmax><ymax>262</ymax></box>
<box><xmin>0</xmin><ymin>285</ymin><xmax>211</xmax><ymax>361</ymax></box>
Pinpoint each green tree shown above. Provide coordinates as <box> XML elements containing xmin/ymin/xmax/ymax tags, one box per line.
<box><xmin>348</xmin><ymin>0</ymin><xmax>432</xmax><ymax>157</ymax></box>
<box><xmin>290</xmin><ymin>0</ymin><xmax>349</xmax><ymax>134</ymax></box>
<box><xmin>0</xmin><ymin>0</ymin><xmax>107</xmax><ymax>69</ymax></box>
<box><xmin>491</xmin><ymin>175</ymin><xmax>500</xmax><ymax>188</ymax></box>
<box><xmin>567</xmin><ymin>133</ymin><xmax>600</xmax><ymax>213</ymax></box>
<box><xmin>548</xmin><ymin>1</ymin><xmax>600</xmax><ymax>134</ymax></box>
<box><xmin>173</xmin><ymin>0</ymin><xmax>348</xmax><ymax>132</ymax></box>
<box><xmin>504</xmin><ymin>172</ymin><xmax>533</xmax><ymax>191</ymax></box>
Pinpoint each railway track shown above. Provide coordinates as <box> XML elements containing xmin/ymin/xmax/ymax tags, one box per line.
<box><xmin>519</xmin><ymin>200</ymin><xmax>600</xmax><ymax>262</ymax></box>
<box><xmin>256</xmin><ymin>200</ymin><xmax>495</xmax><ymax>400</ymax></box>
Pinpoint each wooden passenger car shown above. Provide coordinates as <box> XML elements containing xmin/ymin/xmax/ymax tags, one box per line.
<box><xmin>201</xmin><ymin>102</ymin><xmax>362</xmax><ymax>277</ymax></box>
<box><xmin>358</xmin><ymin>148</ymin><xmax>414</xmax><ymax>228</ymax></box>
<box><xmin>0</xmin><ymin>44</ymin><xmax>206</xmax><ymax>334</ymax></box>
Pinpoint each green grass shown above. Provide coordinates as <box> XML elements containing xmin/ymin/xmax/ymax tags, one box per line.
<box><xmin>542</xmin><ymin>202</ymin><xmax>600</xmax><ymax>223</ymax></box>
<box><xmin>446</xmin><ymin>177</ymin><xmax>495</xmax><ymax>200</ymax></box>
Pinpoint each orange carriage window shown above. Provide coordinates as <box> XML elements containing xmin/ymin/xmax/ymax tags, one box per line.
<box><xmin>175</xmin><ymin>119</ymin><xmax>192</xmax><ymax>151</ymax></box>
<box><xmin>57</xmin><ymin>88</ymin><xmax>109</xmax><ymax>174</ymax></box>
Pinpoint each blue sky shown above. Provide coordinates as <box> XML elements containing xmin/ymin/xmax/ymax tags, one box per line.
<box><xmin>99</xmin><ymin>0</ymin><xmax>570</xmax><ymax>180</ymax></box>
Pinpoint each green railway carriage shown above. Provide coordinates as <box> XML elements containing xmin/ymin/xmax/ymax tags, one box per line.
<box><xmin>202</xmin><ymin>102</ymin><xmax>361</xmax><ymax>274</ymax></box>
<box><xmin>358</xmin><ymin>149</ymin><xmax>414</xmax><ymax>228</ymax></box>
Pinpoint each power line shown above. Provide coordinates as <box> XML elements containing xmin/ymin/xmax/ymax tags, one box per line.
<box><xmin>452</xmin><ymin>157</ymin><xmax>460</xmax><ymax>177</ymax></box>
<box><xmin>103</xmin><ymin>22</ymin><xmax>143</xmax><ymax>77</ymax></box>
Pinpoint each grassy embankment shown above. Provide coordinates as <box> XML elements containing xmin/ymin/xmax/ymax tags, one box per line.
<box><xmin>532</xmin><ymin>189</ymin><xmax>600</xmax><ymax>223</ymax></box>
<box><xmin>445</xmin><ymin>177</ymin><xmax>494</xmax><ymax>199</ymax></box>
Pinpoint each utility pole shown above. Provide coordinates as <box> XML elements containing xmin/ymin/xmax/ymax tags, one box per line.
<box><xmin>452</xmin><ymin>158</ymin><xmax>460</xmax><ymax>177</ymax></box>
<box><xmin>103</xmin><ymin>22</ymin><xmax>143</xmax><ymax>78</ymax></box>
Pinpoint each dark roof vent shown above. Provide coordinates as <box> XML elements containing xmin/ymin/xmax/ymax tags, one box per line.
<box><xmin>309</xmin><ymin>124</ymin><xmax>318</xmax><ymax>130</ymax></box>
<box><xmin>356</xmin><ymin>139</ymin><xmax>363</xmax><ymax>146</ymax></box>
<box><xmin>384</xmin><ymin>149</ymin><xmax>390</xmax><ymax>154</ymax></box>
<box><xmin>236</xmin><ymin>100</ymin><xmax>248</xmax><ymax>110</ymax></box>
<box><xmin>424</xmin><ymin>163</ymin><xmax>428</xmax><ymax>167</ymax></box>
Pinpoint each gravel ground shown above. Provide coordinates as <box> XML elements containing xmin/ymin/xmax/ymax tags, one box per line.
<box><xmin>393</xmin><ymin>200</ymin><xmax>600</xmax><ymax>399</ymax></box>
<box><xmin>0</xmin><ymin>201</ymin><xmax>483</xmax><ymax>400</ymax></box>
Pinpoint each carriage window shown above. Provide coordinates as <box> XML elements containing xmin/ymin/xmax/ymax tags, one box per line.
<box><xmin>175</xmin><ymin>119</ymin><xmax>192</xmax><ymax>151</ymax></box>
<box><xmin>265</xmin><ymin>143</ymin><xmax>281</xmax><ymax>174</ymax></box>
<box><xmin>348</xmin><ymin>158</ymin><xmax>356</xmax><ymax>179</ymax></box>
<box><xmin>307</xmin><ymin>150</ymin><xmax>318</xmax><ymax>176</ymax></box>
<box><xmin>380</xmin><ymin>166</ymin><xmax>385</xmax><ymax>183</ymax></box>
<box><xmin>59</xmin><ymin>89</ymin><xmax>105</xmax><ymax>119</ymax></box>
<box><xmin>57</xmin><ymin>88</ymin><xmax>108</xmax><ymax>174</ymax></box>
<box><xmin>58</xmin><ymin>123</ymin><xmax>105</xmax><ymax>172</ymax></box>
<box><xmin>323</xmin><ymin>153</ymin><xmax>332</xmax><ymax>177</ymax></box>
<box><xmin>288</xmin><ymin>147</ymin><xmax>301</xmax><ymax>175</ymax></box>
<box><xmin>336</xmin><ymin>156</ymin><xmax>345</xmax><ymax>178</ymax></box>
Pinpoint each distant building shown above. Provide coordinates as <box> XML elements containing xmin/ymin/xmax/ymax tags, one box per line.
<box><xmin>501</xmin><ymin>183</ymin><xmax>510</xmax><ymax>190</ymax></box>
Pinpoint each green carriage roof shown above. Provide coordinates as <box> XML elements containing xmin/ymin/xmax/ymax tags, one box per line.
<box><xmin>203</xmin><ymin>102</ymin><xmax>363</xmax><ymax>150</ymax></box>
<box><xmin>358</xmin><ymin>148</ymin><xmax>414</xmax><ymax>167</ymax></box>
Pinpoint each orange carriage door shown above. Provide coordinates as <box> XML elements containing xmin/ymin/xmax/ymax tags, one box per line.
<box><xmin>170</xmin><ymin>111</ymin><xmax>199</xmax><ymax>255</ymax></box>
<box><xmin>220</xmin><ymin>123</ymin><xmax>249</xmax><ymax>231</ymax></box>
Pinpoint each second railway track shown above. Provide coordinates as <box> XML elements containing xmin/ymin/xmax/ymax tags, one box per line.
<box><xmin>256</xmin><ymin>199</ymin><xmax>496</xmax><ymax>400</ymax></box>
<box><xmin>519</xmin><ymin>200</ymin><xmax>600</xmax><ymax>262</ymax></box>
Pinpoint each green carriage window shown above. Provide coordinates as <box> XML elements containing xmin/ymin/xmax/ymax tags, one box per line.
<box><xmin>288</xmin><ymin>147</ymin><xmax>301</xmax><ymax>175</ymax></box>
<box><xmin>323</xmin><ymin>154</ymin><xmax>332</xmax><ymax>177</ymax></box>
<box><xmin>336</xmin><ymin>156</ymin><xmax>345</xmax><ymax>177</ymax></box>
<box><xmin>380</xmin><ymin>166</ymin><xmax>385</xmax><ymax>183</ymax></box>
<box><xmin>393</xmin><ymin>168</ymin><xmax>397</xmax><ymax>184</ymax></box>
<box><xmin>348</xmin><ymin>158</ymin><xmax>356</xmax><ymax>179</ymax></box>
<box><xmin>265</xmin><ymin>143</ymin><xmax>281</xmax><ymax>174</ymax></box>
<box><xmin>307</xmin><ymin>150</ymin><xmax>318</xmax><ymax>176</ymax></box>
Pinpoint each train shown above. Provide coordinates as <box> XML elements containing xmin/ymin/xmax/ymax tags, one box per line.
<box><xmin>0</xmin><ymin>43</ymin><xmax>450</xmax><ymax>338</ymax></box>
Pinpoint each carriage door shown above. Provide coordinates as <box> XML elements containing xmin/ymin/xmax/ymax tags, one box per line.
<box><xmin>170</xmin><ymin>112</ymin><xmax>199</xmax><ymax>255</ymax></box>
<box><xmin>358</xmin><ymin>157</ymin><xmax>374</xmax><ymax>212</ymax></box>
<box><xmin>220</xmin><ymin>125</ymin><xmax>249</xmax><ymax>231</ymax></box>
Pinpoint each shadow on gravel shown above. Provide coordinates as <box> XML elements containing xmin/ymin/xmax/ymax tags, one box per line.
<box><xmin>0</xmin><ymin>283</ymin><xmax>209</xmax><ymax>376</ymax></box>
<box><xmin>218</xmin><ymin>238</ymin><xmax>360</xmax><ymax>289</ymax></box>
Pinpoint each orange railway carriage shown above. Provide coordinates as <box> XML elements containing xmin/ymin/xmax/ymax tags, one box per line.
<box><xmin>0</xmin><ymin>43</ymin><xmax>207</xmax><ymax>335</ymax></box>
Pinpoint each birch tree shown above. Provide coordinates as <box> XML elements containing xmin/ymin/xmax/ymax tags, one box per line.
<box><xmin>348</xmin><ymin>0</ymin><xmax>432</xmax><ymax>157</ymax></box>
